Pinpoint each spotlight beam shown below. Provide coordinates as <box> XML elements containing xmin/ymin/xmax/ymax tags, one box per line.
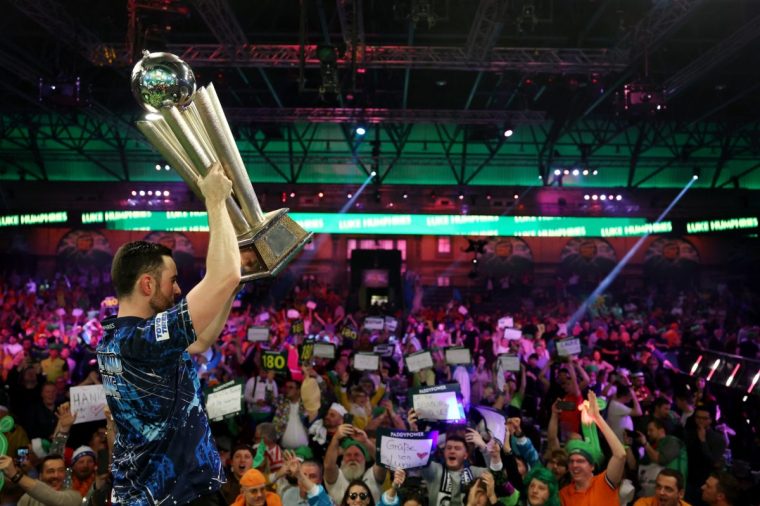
<box><xmin>568</xmin><ymin>177</ymin><xmax>697</xmax><ymax>328</ymax></box>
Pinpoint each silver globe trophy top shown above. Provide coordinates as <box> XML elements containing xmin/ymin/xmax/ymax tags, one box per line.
<box><xmin>131</xmin><ymin>51</ymin><xmax>312</xmax><ymax>282</ymax></box>
<box><xmin>131</xmin><ymin>51</ymin><xmax>196</xmax><ymax>113</ymax></box>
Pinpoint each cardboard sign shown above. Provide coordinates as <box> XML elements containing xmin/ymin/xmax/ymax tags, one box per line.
<box><xmin>556</xmin><ymin>338</ymin><xmax>582</xmax><ymax>357</ymax></box>
<box><xmin>205</xmin><ymin>381</ymin><xmax>243</xmax><ymax>421</ymax></box>
<box><xmin>247</xmin><ymin>326</ymin><xmax>269</xmax><ymax>342</ymax></box>
<box><xmin>262</xmin><ymin>351</ymin><xmax>288</xmax><ymax>373</ymax></box>
<box><xmin>354</xmin><ymin>353</ymin><xmax>380</xmax><ymax>371</ymax></box>
<box><xmin>291</xmin><ymin>319</ymin><xmax>305</xmax><ymax>334</ymax></box>
<box><xmin>376</xmin><ymin>429</ymin><xmax>438</xmax><ymax>470</ymax></box>
<box><xmin>70</xmin><ymin>385</ymin><xmax>107</xmax><ymax>424</ymax></box>
<box><xmin>300</xmin><ymin>340</ymin><xmax>315</xmax><ymax>363</ymax></box>
<box><xmin>445</xmin><ymin>347</ymin><xmax>472</xmax><ymax>365</ymax></box>
<box><xmin>340</xmin><ymin>326</ymin><xmax>358</xmax><ymax>340</ymax></box>
<box><xmin>498</xmin><ymin>316</ymin><xmax>514</xmax><ymax>329</ymax></box>
<box><xmin>411</xmin><ymin>384</ymin><xmax>465</xmax><ymax>422</ymax></box>
<box><xmin>313</xmin><ymin>342</ymin><xmax>336</xmax><ymax>359</ymax></box>
<box><xmin>364</xmin><ymin>317</ymin><xmax>385</xmax><ymax>330</ymax></box>
<box><xmin>473</xmin><ymin>406</ymin><xmax>507</xmax><ymax>445</ymax></box>
<box><xmin>384</xmin><ymin>317</ymin><xmax>398</xmax><ymax>332</ymax></box>
<box><xmin>503</xmin><ymin>328</ymin><xmax>522</xmax><ymax>341</ymax></box>
<box><xmin>373</xmin><ymin>344</ymin><xmax>394</xmax><ymax>358</ymax></box>
<box><xmin>406</xmin><ymin>351</ymin><xmax>434</xmax><ymax>373</ymax></box>
<box><xmin>498</xmin><ymin>354</ymin><xmax>521</xmax><ymax>372</ymax></box>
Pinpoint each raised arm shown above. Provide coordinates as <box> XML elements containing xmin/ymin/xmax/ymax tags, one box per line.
<box><xmin>585</xmin><ymin>391</ymin><xmax>627</xmax><ymax>487</ymax></box>
<box><xmin>187</xmin><ymin>163</ymin><xmax>241</xmax><ymax>354</ymax></box>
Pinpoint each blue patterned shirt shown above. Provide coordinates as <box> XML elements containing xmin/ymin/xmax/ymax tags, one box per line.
<box><xmin>97</xmin><ymin>298</ymin><xmax>225</xmax><ymax>505</ymax></box>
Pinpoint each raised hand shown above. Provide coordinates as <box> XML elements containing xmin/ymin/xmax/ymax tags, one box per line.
<box><xmin>197</xmin><ymin>162</ymin><xmax>233</xmax><ymax>204</ymax></box>
<box><xmin>465</xmin><ymin>428</ymin><xmax>487</xmax><ymax>450</ymax></box>
<box><xmin>55</xmin><ymin>402</ymin><xmax>77</xmax><ymax>433</ymax></box>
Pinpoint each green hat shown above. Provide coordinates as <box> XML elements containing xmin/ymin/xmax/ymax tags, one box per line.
<box><xmin>294</xmin><ymin>445</ymin><xmax>314</xmax><ymax>462</ymax></box>
<box><xmin>565</xmin><ymin>440</ymin><xmax>596</xmax><ymax>466</ymax></box>
<box><xmin>340</xmin><ymin>438</ymin><xmax>368</xmax><ymax>460</ymax></box>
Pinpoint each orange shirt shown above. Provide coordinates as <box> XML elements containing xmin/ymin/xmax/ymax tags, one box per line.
<box><xmin>634</xmin><ymin>497</ymin><xmax>692</xmax><ymax>506</ymax></box>
<box><xmin>560</xmin><ymin>472</ymin><xmax>618</xmax><ymax>506</ymax></box>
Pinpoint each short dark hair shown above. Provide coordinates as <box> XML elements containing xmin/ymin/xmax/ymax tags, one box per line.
<box><xmin>648</xmin><ymin>418</ymin><xmax>667</xmax><ymax>433</ymax></box>
<box><xmin>653</xmin><ymin>397</ymin><xmax>671</xmax><ymax>410</ymax></box>
<box><xmin>657</xmin><ymin>468</ymin><xmax>684</xmax><ymax>491</ymax></box>
<box><xmin>111</xmin><ymin>241</ymin><xmax>172</xmax><ymax>298</ymax></box>
<box><xmin>340</xmin><ymin>479</ymin><xmax>375</xmax><ymax>506</ymax></box>
<box><xmin>709</xmin><ymin>471</ymin><xmax>740</xmax><ymax>504</ymax></box>
<box><xmin>39</xmin><ymin>454</ymin><xmax>65</xmax><ymax>473</ymax></box>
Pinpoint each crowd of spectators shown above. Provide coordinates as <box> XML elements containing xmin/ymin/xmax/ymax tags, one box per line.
<box><xmin>0</xmin><ymin>264</ymin><xmax>758</xmax><ymax>506</ymax></box>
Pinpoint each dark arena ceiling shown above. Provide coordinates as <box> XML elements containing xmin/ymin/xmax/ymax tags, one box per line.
<box><xmin>1</xmin><ymin>0</ymin><xmax>760</xmax><ymax>218</ymax></box>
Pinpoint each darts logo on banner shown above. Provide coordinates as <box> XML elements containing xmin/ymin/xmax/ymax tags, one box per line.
<box><xmin>56</xmin><ymin>230</ymin><xmax>113</xmax><ymax>268</ymax></box>
<box><xmin>560</xmin><ymin>238</ymin><xmax>617</xmax><ymax>276</ymax></box>
<box><xmin>479</xmin><ymin>237</ymin><xmax>533</xmax><ymax>277</ymax></box>
<box><xmin>644</xmin><ymin>237</ymin><xmax>700</xmax><ymax>279</ymax></box>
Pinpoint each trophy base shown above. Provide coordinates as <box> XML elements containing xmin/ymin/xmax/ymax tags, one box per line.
<box><xmin>237</xmin><ymin>209</ymin><xmax>313</xmax><ymax>283</ymax></box>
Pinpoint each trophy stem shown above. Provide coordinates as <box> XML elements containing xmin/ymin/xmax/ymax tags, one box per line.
<box><xmin>161</xmin><ymin>108</ymin><xmax>216</xmax><ymax>175</ymax></box>
<box><xmin>195</xmin><ymin>85</ymin><xmax>266</xmax><ymax>226</ymax></box>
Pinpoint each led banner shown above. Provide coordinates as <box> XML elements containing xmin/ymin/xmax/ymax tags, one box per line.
<box><xmin>686</xmin><ymin>217</ymin><xmax>758</xmax><ymax>234</ymax></box>
<box><xmin>0</xmin><ymin>211</ymin><xmax>68</xmax><ymax>227</ymax></box>
<box><xmin>76</xmin><ymin>210</ymin><xmax>672</xmax><ymax>237</ymax></box>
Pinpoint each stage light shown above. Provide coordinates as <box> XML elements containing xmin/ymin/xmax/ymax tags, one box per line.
<box><xmin>591</xmin><ymin>194</ymin><xmax>598</xmax><ymax>201</ymax></box>
<box><xmin>402</xmin><ymin>192</ymin><xmax>408</xmax><ymax>199</ymax></box>
<box><xmin>139</xmin><ymin>190</ymin><xmax>145</xmax><ymax>196</ymax></box>
<box><xmin>584</xmin><ymin>194</ymin><xmax>590</xmax><ymax>200</ymax></box>
<box><xmin>289</xmin><ymin>191</ymin><xmax>296</xmax><ymax>198</ymax></box>
<box><xmin>554</xmin><ymin>169</ymin><xmax>561</xmax><ymax>176</ymax></box>
<box><xmin>131</xmin><ymin>190</ymin><xmax>137</xmax><ymax>196</ymax></box>
<box><xmin>616</xmin><ymin>195</ymin><xmax>623</xmax><ymax>201</ymax></box>
<box><xmin>692</xmin><ymin>167</ymin><xmax>701</xmax><ymax>180</ymax></box>
<box><xmin>355</xmin><ymin>126</ymin><xmax>366</xmax><ymax>136</ymax></box>
<box><xmin>486</xmin><ymin>193</ymin><xmax>492</xmax><ymax>200</ymax></box>
<box><xmin>582</xmin><ymin>169</ymin><xmax>589</xmax><ymax>176</ymax></box>
<box><xmin>164</xmin><ymin>165</ymin><xmax>170</xmax><ymax>171</ymax></box>
<box><xmin>513</xmin><ymin>194</ymin><xmax>519</xmax><ymax>200</ymax></box>
<box><xmin>572</xmin><ymin>169</ymin><xmax>580</xmax><ymax>176</ymax></box>
<box><xmin>163</xmin><ymin>190</ymin><xmax>170</xmax><ymax>197</ymax></box>
<box><xmin>472</xmin><ymin>258</ymin><xmax>478</xmax><ymax>264</ymax></box>
<box><xmin>608</xmin><ymin>195</ymin><xmax>614</xmax><ymax>201</ymax></box>
<box><xmin>503</xmin><ymin>128</ymin><xmax>514</xmax><ymax>138</ymax></box>
<box><xmin>347</xmin><ymin>193</ymin><xmax>353</xmax><ymax>199</ymax></box>
<box><xmin>458</xmin><ymin>192</ymin><xmax>464</xmax><ymax>200</ymax></box>
<box><xmin>318</xmin><ymin>191</ymin><xmax>324</xmax><ymax>198</ymax></box>
<box><xmin>370</xmin><ymin>170</ymin><xmax>377</xmax><ymax>177</ymax></box>
<box><xmin>388</xmin><ymin>202</ymin><xmax>394</xmax><ymax>207</ymax></box>
<box><xmin>600</xmin><ymin>195</ymin><xmax>607</xmax><ymax>201</ymax></box>
<box><xmin>155</xmin><ymin>164</ymin><xmax>161</xmax><ymax>171</ymax></box>
<box><xmin>563</xmin><ymin>169</ymin><xmax>570</xmax><ymax>175</ymax></box>
<box><xmin>147</xmin><ymin>191</ymin><xmax>153</xmax><ymax>196</ymax></box>
<box><xmin>592</xmin><ymin>169</ymin><xmax>598</xmax><ymax>175</ymax></box>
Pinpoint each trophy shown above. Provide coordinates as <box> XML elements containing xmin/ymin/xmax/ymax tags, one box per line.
<box><xmin>130</xmin><ymin>51</ymin><xmax>312</xmax><ymax>282</ymax></box>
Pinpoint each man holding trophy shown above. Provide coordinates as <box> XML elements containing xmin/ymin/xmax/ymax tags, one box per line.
<box><xmin>97</xmin><ymin>52</ymin><xmax>311</xmax><ymax>505</ymax></box>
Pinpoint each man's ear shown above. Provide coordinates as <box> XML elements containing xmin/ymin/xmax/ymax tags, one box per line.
<box><xmin>137</xmin><ymin>274</ymin><xmax>154</xmax><ymax>296</ymax></box>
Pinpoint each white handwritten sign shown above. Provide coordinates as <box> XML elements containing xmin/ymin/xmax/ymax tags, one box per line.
<box><xmin>205</xmin><ymin>382</ymin><xmax>243</xmax><ymax>421</ymax></box>
<box><xmin>70</xmin><ymin>385</ymin><xmax>107</xmax><ymax>424</ymax></box>
<box><xmin>474</xmin><ymin>407</ymin><xmax>506</xmax><ymax>445</ymax></box>
<box><xmin>364</xmin><ymin>317</ymin><xmax>385</xmax><ymax>330</ymax></box>
<box><xmin>556</xmin><ymin>338</ymin><xmax>581</xmax><ymax>357</ymax></box>
<box><xmin>498</xmin><ymin>354</ymin><xmax>521</xmax><ymax>372</ymax></box>
<box><xmin>498</xmin><ymin>317</ymin><xmax>514</xmax><ymax>329</ymax></box>
<box><xmin>354</xmin><ymin>353</ymin><xmax>380</xmax><ymax>371</ymax></box>
<box><xmin>313</xmin><ymin>342</ymin><xmax>336</xmax><ymax>359</ymax></box>
<box><xmin>247</xmin><ymin>326</ymin><xmax>269</xmax><ymax>342</ymax></box>
<box><xmin>503</xmin><ymin>328</ymin><xmax>522</xmax><ymax>341</ymax></box>
<box><xmin>406</xmin><ymin>351</ymin><xmax>434</xmax><ymax>373</ymax></box>
<box><xmin>376</xmin><ymin>429</ymin><xmax>437</xmax><ymax>470</ymax></box>
<box><xmin>411</xmin><ymin>384</ymin><xmax>465</xmax><ymax>422</ymax></box>
<box><xmin>384</xmin><ymin>317</ymin><xmax>398</xmax><ymax>332</ymax></box>
<box><xmin>445</xmin><ymin>347</ymin><xmax>472</xmax><ymax>365</ymax></box>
